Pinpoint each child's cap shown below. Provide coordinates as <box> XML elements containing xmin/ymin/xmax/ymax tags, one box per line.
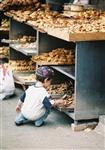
<box><xmin>36</xmin><ymin>66</ymin><xmax>54</xmax><ymax>78</ymax></box>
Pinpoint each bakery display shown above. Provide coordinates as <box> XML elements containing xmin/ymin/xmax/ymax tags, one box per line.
<box><xmin>1</xmin><ymin>0</ymin><xmax>104</xmax><ymax>34</ymax></box>
<box><xmin>9</xmin><ymin>60</ymin><xmax>36</xmax><ymax>72</ymax></box>
<box><xmin>0</xmin><ymin>0</ymin><xmax>104</xmax><ymax>119</ymax></box>
<box><xmin>32</xmin><ymin>48</ymin><xmax>75</xmax><ymax>65</ymax></box>
<box><xmin>61</xmin><ymin>94</ymin><xmax>74</xmax><ymax>108</ymax></box>
<box><xmin>48</xmin><ymin>81</ymin><xmax>74</xmax><ymax>96</ymax></box>
<box><xmin>4</xmin><ymin>6</ymin><xmax>105</xmax><ymax>34</ymax></box>
<box><xmin>0</xmin><ymin>0</ymin><xmax>40</xmax><ymax>11</ymax></box>
<box><xmin>48</xmin><ymin>81</ymin><xmax>74</xmax><ymax>109</ymax></box>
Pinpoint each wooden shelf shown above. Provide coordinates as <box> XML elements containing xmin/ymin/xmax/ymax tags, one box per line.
<box><xmin>47</xmin><ymin>27</ymin><xmax>105</xmax><ymax>42</ymax></box>
<box><xmin>47</xmin><ymin>27</ymin><xmax>70</xmax><ymax>41</ymax></box>
<box><xmin>4</xmin><ymin>13</ymin><xmax>105</xmax><ymax>42</ymax></box>
<box><xmin>69</xmin><ymin>32</ymin><xmax>105</xmax><ymax>42</ymax></box>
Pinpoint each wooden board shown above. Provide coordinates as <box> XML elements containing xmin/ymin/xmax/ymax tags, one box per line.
<box><xmin>48</xmin><ymin>27</ymin><xmax>105</xmax><ymax>42</ymax></box>
<box><xmin>48</xmin><ymin>27</ymin><xmax>70</xmax><ymax>41</ymax></box>
<box><xmin>70</xmin><ymin>32</ymin><xmax>105</xmax><ymax>42</ymax></box>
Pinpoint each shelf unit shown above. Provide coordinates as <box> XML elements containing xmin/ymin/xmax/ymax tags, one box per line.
<box><xmin>8</xmin><ymin>17</ymin><xmax>105</xmax><ymax>124</ymax></box>
<box><xmin>9</xmin><ymin>18</ymin><xmax>37</xmax><ymax>85</ymax></box>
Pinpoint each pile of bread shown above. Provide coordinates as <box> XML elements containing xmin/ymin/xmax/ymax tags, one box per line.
<box><xmin>1</xmin><ymin>0</ymin><xmax>105</xmax><ymax>33</ymax></box>
<box><xmin>32</xmin><ymin>48</ymin><xmax>75</xmax><ymax>65</ymax></box>
<box><xmin>0</xmin><ymin>0</ymin><xmax>40</xmax><ymax>11</ymax></box>
<box><xmin>5</xmin><ymin>5</ymin><xmax>59</xmax><ymax>30</ymax></box>
<box><xmin>9</xmin><ymin>60</ymin><xmax>36</xmax><ymax>72</ymax></box>
<box><xmin>5</xmin><ymin>35</ymin><xmax>36</xmax><ymax>43</ymax></box>
<box><xmin>0</xmin><ymin>19</ymin><xmax>9</xmax><ymax>31</ymax></box>
<box><xmin>61</xmin><ymin>94</ymin><xmax>74</xmax><ymax>108</ymax></box>
<box><xmin>0</xmin><ymin>47</ymin><xmax>9</xmax><ymax>56</ymax></box>
<box><xmin>5</xmin><ymin>5</ymin><xmax>105</xmax><ymax>33</ymax></box>
<box><xmin>12</xmin><ymin>35</ymin><xmax>35</xmax><ymax>43</ymax></box>
<box><xmin>48</xmin><ymin>82</ymin><xmax>74</xmax><ymax>95</ymax></box>
<box><xmin>48</xmin><ymin>81</ymin><xmax>74</xmax><ymax>108</ymax></box>
<box><xmin>27</xmin><ymin>10</ymin><xmax>61</xmax><ymax>30</ymax></box>
<box><xmin>13</xmin><ymin>42</ymin><xmax>37</xmax><ymax>49</ymax></box>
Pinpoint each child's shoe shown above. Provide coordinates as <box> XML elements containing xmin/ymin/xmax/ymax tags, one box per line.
<box><xmin>34</xmin><ymin>119</ymin><xmax>44</xmax><ymax>127</ymax></box>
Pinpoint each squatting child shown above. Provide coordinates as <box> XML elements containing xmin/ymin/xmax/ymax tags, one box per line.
<box><xmin>15</xmin><ymin>66</ymin><xmax>64</xmax><ymax>127</ymax></box>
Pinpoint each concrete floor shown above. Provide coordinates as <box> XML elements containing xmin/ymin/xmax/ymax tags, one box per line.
<box><xmin>0</xmin><ymin>88</ymin><xmax>105</xmax><ymax>150</ymax></box>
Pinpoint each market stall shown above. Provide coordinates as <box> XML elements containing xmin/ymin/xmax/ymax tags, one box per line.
<box><xmin>0</xmin><ymin>0</ymin><xmax>105</xmax><ymax>127</ymax></box>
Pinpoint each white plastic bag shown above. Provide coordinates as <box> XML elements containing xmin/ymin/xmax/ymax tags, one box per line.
<box><xmin>0</xmin><ymin>64</ymin><xmax>15</xmax><ymax>100</ymax></box>
<box><xmin>73</xmin><ymin>0</ymin><xmax>89</xmax><ymax>4</ymax></box>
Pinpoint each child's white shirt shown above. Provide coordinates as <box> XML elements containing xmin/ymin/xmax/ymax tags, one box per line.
<box><xmin>21</xmin><ymin>82</ymin><xmax>50</xmax><ymax>121</ymax></box>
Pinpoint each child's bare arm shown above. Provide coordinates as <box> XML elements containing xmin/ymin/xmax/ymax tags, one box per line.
<box><xmin>16</xmin><ymin>92</ymin><xmax>26</xmax><ymax>112</ymax></box>
<box><xmin>43</xmin><ymin>97</ymin><xmax>65</xmax><ymax>109</ymax></box>
<box><xmin>15</xmin><ymin>99</ymin><xmax>23</xmax><ymax>112</ymax></box>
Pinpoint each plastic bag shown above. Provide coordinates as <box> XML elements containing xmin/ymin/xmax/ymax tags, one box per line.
<box><xmin>73</xmin><ymin>0</ymin><xmax>89</xmax><ymax>4</ymax></box>
<box><xmin>0</xmin><ymin>64</ymin><xmax>15</xmax><ymax>100</ymax></box>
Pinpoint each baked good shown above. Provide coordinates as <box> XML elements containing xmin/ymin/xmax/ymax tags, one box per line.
<box><xmin>9</xmin><ymin>60</ymin><xmax>36</xmax><ymax>72</ymax></box>
<box><xmin>32</xmin><ymin>48</ymin><xmax>75</xmax><ymax>65</ymax></box>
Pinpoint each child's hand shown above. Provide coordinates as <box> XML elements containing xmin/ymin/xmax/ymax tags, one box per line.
<box><xmin>58</xmin><ymin>99</ymin><xmax>65</xmax><ymax>105</ymax></box>
<box><xmin>54</xmin><ymin>99</ymin><xmax>65</xmax><ymax>107</ymax></box>
<box><xmin>16</xmin><ymin>105</ymin><xmax>21</xmax><ymax>112</ymax></box>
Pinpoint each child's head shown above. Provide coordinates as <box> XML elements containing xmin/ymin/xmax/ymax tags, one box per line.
<box><xmin>36</xmin><ymin>66</ymin><xmax>54</xmax><ymax>88</ymax></box>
